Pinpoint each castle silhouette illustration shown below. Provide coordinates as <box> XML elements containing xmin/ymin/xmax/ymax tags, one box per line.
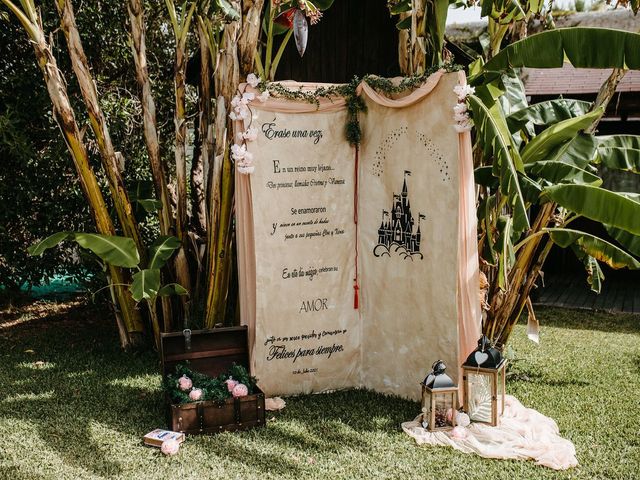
<box><xmin>376</xmin><ymin>171</ymin><xmax>425</xmax><ymax>257</ymax></box>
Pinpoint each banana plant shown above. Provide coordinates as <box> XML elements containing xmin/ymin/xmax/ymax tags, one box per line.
<box><xmin>255</xmin><ymin>0</ymin><xmax>334</xmax><ymax>80</ymax></box>
<box><xmin>467</xmin><ymin>27</ymin><xmax>640</xmax><ymax>347</ymax></box>
<box><xmin>388</xmin><ymin>0</ymin><xmax>449</xmax><ymax>71</ymax></box>
<box><xmin>28</xmin><ymin>233</ymin><xmax>187</xmax><ymax>348</ymax></box>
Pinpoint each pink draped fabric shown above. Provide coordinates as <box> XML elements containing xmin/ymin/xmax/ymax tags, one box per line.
<box><xmin>402</xmin><ymin>395</ymin><xmax>579</xmax><ymax>470</ymax></box>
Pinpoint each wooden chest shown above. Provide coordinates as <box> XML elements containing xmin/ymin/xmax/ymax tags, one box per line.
<box><xmin>160</xmin><ymin>326</ymin><xmax>265</xmax><ymax>435</ymax></box>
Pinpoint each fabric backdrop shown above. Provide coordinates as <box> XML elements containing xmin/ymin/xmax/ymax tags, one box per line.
<box><xmin>236</xmin><ymin>71</ymin><xmax>480</xmax><ymax>400</ymax></box>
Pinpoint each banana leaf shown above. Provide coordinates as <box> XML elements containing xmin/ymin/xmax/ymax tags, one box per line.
<box><xmin>28</xmin><ymin>232</ymin><xmax>140</xmax><ymax>268</ymax></box>
<box><xmin>604</xmin><ymin>192</ymin><xmax>640</xmax><ymax>258</ymax></box>
<box><xmin>572</xmin><ymin>250</ymin><xmax>605</xmax><ymax>294</ymax></box>
<box><xmin>475</xmin><ymin>166</ymin><xmax>498</xmax><ymax>189</ymax></box>
<box><xmin>544</xmin><ymin>133</ymin><xmax>598</xmax><ymax>171</ymax></box>
<box><xmin>518</xmin><ymin>173</ymin><xmax>543</xmax><ymax>204</ymax></box>
<box><xmin>506</xmin><ymin>99</ymin><xmax>592</xmax><ymax>134</ymax></box>
<box><xmin>605</xmin><ymin>225</ymin><xmax>640</xmax><ymax>258</ymax></box>
<box><xmin>526</xmin><ymin>161</ymin><xmax>602</xmax><ymax>186</ymax></box>
<box><xmin>158</xmin><ymin>283</ymin><xmax>188</xmax><ymax>297</ymax></box>
<box><xmin>520</xmin><ymin>108</ymin><xmax>603</xmax><ymax>164</ymax></box>
<box><xmin>468</xmin><ymin>93</ymin><xmax>529</xmax><ymax>232</ymax></box>
<box><xmin>543</xmin><ymin>185</ymin><xmax>640</xmax><ymax>236</ymax></box>
<box><xmin>28</xmin><ymin>231</ymin><xmax>72</xmax><ymax>256</ymax></box>
<box><xmin>148</xmin><ymin>236</ymin><xmax>182</xmax><ymax>269</ymax></box>
<box><xmin>213</xmin><ymin>0</ymin><xmax>239</xmax><ymax>20</ymax></box>
<box><xmin>389</xmin><ymin>0</ymin><xmax>411</xmax><ymax>14</ymax></box>
<box><xmin>596</xmin><ymin>135</ymin><xmax>640</xmax><ymax>173</ymax></box>
<box><xmin>498</xmin><ymin>71</ymin><xmax>528</xmax><ymax>116</ymax></box>
<box><xmin>130</xmin><ymin>268</ymin><xmax>161</xmax><ymax>302</ymax></box>
<box><xmin>546</xmin><ymin>228</ymin><xmax>640</xmax><ymax>269</ymax></box>
<box><xmin>483</xmin><ymin>28</ymin><xmax>640</xmax><ymax>73</ymax></box>
<box><xmin>497</xmin><ymin>215</ymin><xmax>515</xmax><ymax>290</ymax></box>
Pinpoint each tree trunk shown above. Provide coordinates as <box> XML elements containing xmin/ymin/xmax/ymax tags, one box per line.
<box><xmin>56</xmin><ymin>0</ymin><xmax>146</xmax><ymax>261</ymax></box>
<box><xmin>485</xmin><ymin>203</ymin><xmax>555</xmax><ymax>346</ymax></box>
<box><xmin>585</xmin><ymin>68</ymin><xmax>627</xmax><ymax>135</ymax></box>
<box><xmin>168</xmin><ymin>1</ymin><xmax>196</xmax><ymax>329</ymax></box>
<box><xmin>127</xmin><ymin>0</ymin><xmax>174</xmax><ymax>237</ymax></box>
<box><xmin>127</xmin><ymin>0</ymin><xmax>174</xmax><ymax>326</ymax></box>
<box><xmin>205</xmin><ymin>0</ymin><xmax>262</xmax><ymax>327</ymax></box>
<box><xmin>191</xmin><ymin>18</ymin><xmax>213</xmax><ymax>237</ymax></box>
<box><xmin>238</xmin><ymin>0</ymin><xmax>265</xmax><ymax>76</ymax></box>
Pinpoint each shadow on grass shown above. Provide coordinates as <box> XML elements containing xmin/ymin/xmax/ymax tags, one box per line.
<box><xmin>0</xmin><ymin>299</ymin><xmax>422</xmax><ymax>478</ymax></box>
<box><xmin>527</xmin><ymin>306</ymin><xmax>640</xmax><ymax>335</ymax></box>
<box><xmin>0</xmin><ymin>464</ymin><xmax>46</xmax><ymax>480</ymax></box>
<box><xmin>192</xmin><ymin>390</ymin><xmax>419</xmax><ymax>476</ymax></box>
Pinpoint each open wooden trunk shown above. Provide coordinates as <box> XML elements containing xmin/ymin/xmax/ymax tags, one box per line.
<box><xmin>160</xmin><ymin>326</ymin><xmax>265</xmax><ymax>435</ymax></box>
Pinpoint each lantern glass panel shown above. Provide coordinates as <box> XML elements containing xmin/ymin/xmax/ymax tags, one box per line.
<box><xmin>497</xmin><ymin>366</ymin><xmax>505</xmax><ymax>415</ymax></box>
<box><xmin>434</xmin><ymin>393</ymin><xmax>454</xmax><ymax>429</ymax></box>
<box><xmin>422</xmin><ymin>389</ymin><xmax>432</xmax><ymax>428</ymax></box>
<box><xmin>467</xmin><ymin>372</ymin><xmax>492</xmax><ymax>423</ymax></box>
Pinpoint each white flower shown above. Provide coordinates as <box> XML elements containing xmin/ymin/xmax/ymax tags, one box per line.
<box><xmin>241</xmin><ymin>92</ymin><xmax>255</xmax><ymax>104</ymax></box>
<box><xmin>454</xmin><ymin>111</ymin><xmax>469</xmax><ymax>123</ymax></box>
<box><xmin>246</xmin><ymin>73</ymin><xmax>260</xmax><ymax>88</ymax></box>
<box><xmin>454</xmin><ymin>119</ymin><xmax>474</xmax><ymax>133</ymax></box>
<box><xmin>230</xmin><ymin>104</ymin><xmax>251</xmax><ymax>121</ymax></box>
<box><xmin>453</xmin><ymin>103</ymin><xmax>468</xmax><ymax>115</ymax></box>
<box><xmin>453</xmin><ymin>84</ymin><xmax>475</xmax><ymax>101</ymax></box>
<box><xmin>230</xmin><ymin>94</ymin><xmax>252</xmax><ymax>121</ymax></box>
<box><xmin>237</xmin><ymin>164</ymin><xmax>255</xmax><ymax>175</ymax></box>
<box><xmin>231</xmin><ymin>94</ymin><xmax>242</xmax><ymax>109</ymax></box>
<box><xmin>231</xmin><ymin>143</ymin><xmax>247</xmax><ymax>161</ymax></box>
<box><xmin>257</xmin><ymin>90</ymin><xmax>270</xmax><ymax>103</ymax></box>
<box><xmin>242</xmin><ymin>127</ymin><xmax>258</xmax><ymax>142</ymax></box>
<box><xmin>243</xmin><ymin>151</ymin><xmax>254</xmax><ymax>163</ymax></box>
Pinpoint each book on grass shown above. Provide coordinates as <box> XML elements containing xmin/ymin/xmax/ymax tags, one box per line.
<box><xmin>143</xmin><ymin>429</ymin><xmax>185</xmax><ymax>447</ymax></box>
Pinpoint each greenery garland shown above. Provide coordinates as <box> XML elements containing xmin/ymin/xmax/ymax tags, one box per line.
<box><xmin>256</xmin><ymin>63</ymin><xmax>462</xmax><ymax>146</ymax></box>
<box><xmin>164</xmin><ymin>363</ymin><xmax>258</xmax><ymax>405</ymax></box>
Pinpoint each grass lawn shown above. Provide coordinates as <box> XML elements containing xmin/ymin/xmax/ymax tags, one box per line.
<box><xmin>0</xmin><ymin>299</ymin><xmax>638</xmax><ymax>479</ymax></box>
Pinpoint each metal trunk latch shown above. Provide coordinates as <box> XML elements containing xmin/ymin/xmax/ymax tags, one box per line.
<box><xmin>183</xmin><ymin>328</ymin><xmax>192</xmax><ymax>351</ymax></box>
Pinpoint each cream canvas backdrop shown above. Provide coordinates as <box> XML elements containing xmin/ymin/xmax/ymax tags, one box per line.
<box><xmin>236</xmin><ymin>72</ymin><xmax>480</xmax><ymax>401</ymax></box>
<box><xmin>359</xmin><ymin>72</ymin><xmax>461</xmax><ymax>400</ymax></box>
<box><xmin>243</xmin><ymin>108</ymin><xmax>361</xmax><ymax>395</ymax></box>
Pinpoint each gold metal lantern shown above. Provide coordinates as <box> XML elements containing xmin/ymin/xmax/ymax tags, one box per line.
<box><xmin>462</xmin><ymin>336</ymin><xmax>507</xmax><ymax>426</ymax></box>
<box><xmin>421</xmin><ymin>360</ymin><xmax>458</xmax><ymax>432</ymax></box>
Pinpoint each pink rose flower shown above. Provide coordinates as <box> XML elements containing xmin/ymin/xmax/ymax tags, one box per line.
<box><xmin>189</xmin><ymin>388</ymin><xmax>203</xmax><ymax>401</ymax></box>
<box><xmin>225</xmin><ymin>378</ymin><xmax>239</xmax><ymax>392</ymax></box>
<box><xmin>161</xmin><ymin>438</ymin><xmax>180</xmax><ymax>456</ymax></box>
<box><xmin>445</xmin><ymin>408</ymin><xmax>454</xmax><ymax>423</ymax></box>
<box><xmin>177</xmin><ymin>375</ymin><xmax>192</xmax><ymax>392</ymax></box>
<box><xmin>246</xmin><ymin>73</ymin><xmax>260</xmax><ymax>88</ymax></box>
<box><xmin>232</xmin><ymin>383</ymin><xmax>249</xmax><ymax>398</ymax></box>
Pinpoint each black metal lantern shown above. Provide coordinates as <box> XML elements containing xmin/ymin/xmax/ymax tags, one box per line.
<box><xmin>462</xmin><ymin>336</ymin><xmax>507</xmax><ymax>426</ymax></box>
<box><xmin>421</xmin><ymin>360</ymin><xmax>458</xmax><ymax>431</ymax></box>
